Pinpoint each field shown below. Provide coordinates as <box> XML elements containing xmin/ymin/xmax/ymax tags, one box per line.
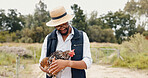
<box><xmin>0</xmin><ymin>35</ymin><xmax>148</xmax><ymax>78</ymax></box>
<box><xmin>0</xmin><ymin>43</ymin><xmax>42</xmax><ymax>77</ymax></box>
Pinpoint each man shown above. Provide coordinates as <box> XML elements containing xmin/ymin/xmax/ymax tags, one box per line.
<box><xmin>39</xmin><ymin>6</ymin><xmax>92</xmax><ymax>78</ymax></box>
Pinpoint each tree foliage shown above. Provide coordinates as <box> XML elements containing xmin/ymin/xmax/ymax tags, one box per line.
<box><xmin>96</xmin><ymin>11</ymin><xmax>137</xmax><ymax>43</ymax></box>
<box><xmin>0</xmin><ymin>9</ymin><xmax>7</xmax><ymax>31</ymax></box>
<box><xmin>7</xmin><ymin>9</ymin><xmax>25</xmax><ymax>32</ymax></box>
<box><xmin>87</xmin><ymin>25</ymin><xmax>116</xmax><ymax>43</ymax></box>
<box><xmin>1</xmin><ymin>1</ymin><xmax>145</xmax><ymax>44</ymax></box>
<box><xmin>71</xmin><ymin>4</ymin><xmax>88</xmax><ymax>32</ymax></box>
<box><xmin>0</xmin><ymin>0</ymin><xmax>53</xmax><ymax>43</ymax></box>
<box><xmin>88</xmin><ymin>11</ymin><xmax>98</xmax><ymax>26</ymax></box>
<box><xmin>124</xmin><ymin>0</ymin><xmax>148</xmax><ymax>16</ymax></box>
<box><xmin>20</xmin><ymin>0</ymin><xmax>53</xmax><ymax>43</ymax></box>
<box><xmin>0</xmin><ymin>9</ymin><xmax>25</xmax><ymax>32</ymax></box>
<box><xmin>124</xmin><ymin>0</ymin><xmax>148</xmax><ymax>30</ymax></box>
<box><xmin>34</xmin><ymin>0</ymin><xmax>50</xmax><ymax>27</ymax></box>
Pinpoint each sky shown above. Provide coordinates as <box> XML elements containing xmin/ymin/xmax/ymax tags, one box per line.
<box><xmin>0</xmin><ymin>0</ymin><xmax>129</xmax><ymax>17</ymax></box>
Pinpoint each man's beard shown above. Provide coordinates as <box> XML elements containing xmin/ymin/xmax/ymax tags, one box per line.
<box><xmin>58</xmin><ymin>26</ymin><xmax>69</xmax><ymax>36</ymax></box>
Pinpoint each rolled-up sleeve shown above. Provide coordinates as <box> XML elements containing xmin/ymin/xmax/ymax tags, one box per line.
<box><xmin>82</xmin><ymin>32</ymin><xmax>92</xmax><ymax>69</ymax></box>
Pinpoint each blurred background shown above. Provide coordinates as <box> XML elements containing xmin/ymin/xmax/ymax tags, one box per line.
<box><xmin>0</xmin><ymin>0</ymin><xmax>148</xmax><ymax>78</ymax></box>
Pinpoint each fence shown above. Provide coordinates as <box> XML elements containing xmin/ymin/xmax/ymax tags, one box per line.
<box><xmin>91</xmin><ymin>48</ymin><xmax>124</xmax><ymax>64</ymax></box>
<box><xmin>15</xmin><ymin>48</ymin><xmax>37</xmax><ymax>78</ymax></box>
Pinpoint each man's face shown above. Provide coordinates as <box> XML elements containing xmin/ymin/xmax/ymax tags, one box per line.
<box><xmin>55</xmin><ymin>22</ymin><xmax>69</xmax><ymax>35</ymax></box>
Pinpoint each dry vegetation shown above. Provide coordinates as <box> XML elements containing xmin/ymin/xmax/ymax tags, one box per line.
<box><xmin>0</xmin><ymin>43</ymin><xmax>42</xmax><ymax>77</ymax></box>
<box><xmin>112</xmin><ymin>33</ymin><xmax>148</xmax><ymax>69</ymax></box>
<box><xmin>0</xmin><ymin>33</ymin><xmax>148</xmax><ymax>77</ymax></box>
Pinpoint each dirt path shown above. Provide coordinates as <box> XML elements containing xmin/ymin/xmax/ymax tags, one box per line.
<box><xmin>86</xmin><ymin>64</ymin><xmax>148</xmax><ymax>78</ymax></box>
<box><xmin>21</xmin><ymin>64</ymin><xmax>148</xmax><ymax>78</ymax></box>
<box><xmin>20</xmin><ymin>64</ymin><xmax>45</xmax><ymax>78</ymax></box>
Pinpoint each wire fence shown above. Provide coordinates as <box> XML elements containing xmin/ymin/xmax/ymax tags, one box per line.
<box><xmin>8</xmin><ymin>47</ymin><xmax>124</xmax><ymax>77</ymax></box>
<box><xmin>91</xmin><ymin>48</ymin><xmax>124</xmax><ymax>64</ymax></box>
<box><xmin>15</xmin><ymin>49</ymin><xmax>37</xmax><ymax>78</ymax></box>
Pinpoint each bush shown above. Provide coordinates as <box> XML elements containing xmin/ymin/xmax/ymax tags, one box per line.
<box><xmin>19</xmin><ymin>37</ymin><xmax>26</xmax><ymax>43</ymax></box>
<box><xmin>6</xmin><ymin>32</ymin><xmax>18</xmax><ymax>42</ymax></box>
<box><xmin>122</xmin><ymin>33</ymin><xmax>148</xmax><ymax>53</ymax></box>
<box><xmin>26</xmin><ymin>38</ymin><xmax>33</xmax><ymax>43</ymax></box>
<box><xmin>113</xmin><ymin>52</ymin><xmax>148</xmax><ymax>69</ymax></box>
<box><xmin>143</xmin><ymin>31</ymin><xmax>148</xmax><ymax>40</ymax></box>
<box><xmin>112</xmin><ymin>33</ymin><xmax>148</xmax><ymax>69</ymax></box>
<box><xmin>19</xmin><ymin>37</ymin><xmax>33</xmax><ymax>43</ymax></box>
<box><xmin>0</xmin><ymin>31</ymin><xmax>21</xmax><ymax>43</ymax></box>
<box><xmin>87</xmin><ymin>25</ymin><xmax>116</xmax><ymax>43</ymax></box>
<box><xmin>0</xmin><ymin>31</ymin><xmax>9</xmax><ymax>43</ymax></box>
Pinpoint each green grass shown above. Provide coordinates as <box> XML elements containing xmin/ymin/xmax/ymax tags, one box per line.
<box><xmin>26</xmin><ymin>46</ymin><xmax>41</xmax><ymax>63</ymax></box>
<box><xmin>0</xmin><ymin>51</ymin><xmax>16</xmax><ymax>65</ymax></box>
<box><xmin>112</xmin><ymin>52</ymin><xmax>148</xmax><ymax>69</ymax></box>
<box><xmin>0</xmin><ymin>50</ymin><xmax>39</xmax><ymax>77</ymax></box>
<box><xmin>111</xmin><ymin>33</ymin><xmax>148</xmax><ymax>69</ymax></box>
<box><xmin>91</xmin><ymin>47</ymin><xmax>117</xmax><ymax>64</ymax></box>
<box><xmin>90</xmin><ymin>34</ymin><xmax>148</xmax><ymax>69</ymax></box>
<box><xmin>0</xmin><ymin>51</ymin><xmax>16</xmax><ymax>77</ymax></box>
<box><xmin>0</xmin><ymin>36</ymin><xmax>148</xmax><ymax>70</ymax></box>
<box><xmin>91</xmin><ymin>48</ymin><xmax>99</xmax><ymax>63</ymax></box>
<box><xmin>0</xmin><ymin>43</ymin><xmax>42</xmax><ymax>77</ymax></box>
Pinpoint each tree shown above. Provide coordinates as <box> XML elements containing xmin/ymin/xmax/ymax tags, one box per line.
<box><xmin>88</xmin><ymin>11</ymin><xmax>98</xmax><ymax>26</ymax></box>
<box><xmin>20</xmin><ymin>0</ymin><xmax>53</xmax><ymax>43</ymax></box>
<box><xmin>34</xmin><ymin>0</ymin><xmax>50</xmax><ymax>27</ymax></box>
<box><xmin>32</xmin><ymin>0</ymin><xmax>52</xmax><ymax>42</ymax></box>
<box><xmin>124</xmin><ymin>0</ymin><xmax>148</xmax><ymax>16</ymax></box>
<box><xmin>24</xmin><ymin>14</ymin><xmax>34</xmax><ymax>28</ymax></box>
<box><xmin>87</xmin><ymin>25</ymin><xmax>116</xmax><ymax>43</ymax></box>
<box><xmin>71</xmin><ymin>4</ymin><xmax>88</xmax><ymax>32</ymax></box>
<box><xmin>0</xmin><ymin>9</ymin><xmax>7</xmax><ymax>31</ymax></box>
<box><xmin>97</xmin><ymin>11</ymin><xmax>137</xmax><ymax>43</ymax></box>
<box><xmin>6</xmin><ymin>9</ymin><xmax>25</xmax><ymax>32</ymax></box>
<box><xmin>124</xmin><ymin>0</ymin><xmax>148</xmax><ymax>30</ymax></box>
<box><xmin>0</xmin><ymin>9</ymin><xmax>25</xmax><ymax>32</ymax></box>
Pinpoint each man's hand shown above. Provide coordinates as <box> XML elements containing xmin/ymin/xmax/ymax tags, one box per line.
<box><xmin>48</xmin><ymin>58</ymin><xmax>69</xmax><ymax>75</ymax></box>
<box><xmin>39</xmin><ymin>65</ymin><xmax>49</xmax><ymax>73</ymax></box>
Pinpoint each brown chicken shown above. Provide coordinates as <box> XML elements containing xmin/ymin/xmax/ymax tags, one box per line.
<box><xmin>40</xmin><ymin>49</ymin><xmax>75</xmax><ymax>77</ymax></box>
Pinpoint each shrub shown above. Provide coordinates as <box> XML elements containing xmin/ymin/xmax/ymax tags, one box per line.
<box><xmin>19</xmin><ymin>37</ymin><xmax>33</xmax><ymax>43</ymax></box>
<box><xmin>87</xmin><ymin>25</ymin><xmax>116</xmax><ymax>43</ymax></box>
<box><xmin>0</xmin><ymin>31</ymin><xmax>9</xmax><ymax>43</ymax></box>
<box><xmin>122</xmin><ymin>33</ymin><xmax>148</xmax><ymax>53</ymax></box>
<box><xmin>112</xmin><ymin>33</ymin><xmax>148</xmax><ymax>69</ymax></box>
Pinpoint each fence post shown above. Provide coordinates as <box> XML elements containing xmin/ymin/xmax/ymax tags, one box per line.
<box><xmin>97</xmin><ymin>49</ymin><xmax>99</xmax><ymax>64</ymax></box>
<box><xmin>95</xmin><ymin>48</ymin><xmax>98</xmax><ymax>64</ymax></box>
<box><xmin>117</xmin><ymin>49</ymin><xmax>124</xmax><ymax>61</ymax></box>
<box><xmin>34</xmin><ymin>47</ymin><xmax>36</xmax><ymax>63</ymax></box>
<box><xmin>94</xmin><ymin>48</ymin><xmax>99</xmax><ymax>64</ymax></box>
<box><xmin>16</xmin><ymin>55</ymin><xmax>20</xmax><ymax>78</ymax></box>
<box><xmin>117</xmin><ymin>49</ymin><xmax>120</xmax><ymax>58</ymax></box>
<box><xmin>96</xmin><ymin>48</ymin><xmax>99</xmax><ymax>64</ymax></box>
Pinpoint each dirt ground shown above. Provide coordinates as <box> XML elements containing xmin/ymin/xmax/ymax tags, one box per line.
<box><xmin>19</xmin><ymin>64</ymin><xmax>148</xmax><ymax>78</ymax></box>
<box><xmin>86</xmin><ymin>64</ymin><xmax>148</xmax><ymax>78</ymax></box>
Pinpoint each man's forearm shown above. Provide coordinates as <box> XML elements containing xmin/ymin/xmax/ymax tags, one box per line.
<box><xmin>67</xmin><ymin>60</ymin><xmax>87</xmax><ymax>69</ymax></box>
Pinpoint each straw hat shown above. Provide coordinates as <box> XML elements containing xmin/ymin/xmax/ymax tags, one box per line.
<box><xmin>46</xmin><ymin>6</ymin><xmax>74</xmax><ymax>27</ymax></box>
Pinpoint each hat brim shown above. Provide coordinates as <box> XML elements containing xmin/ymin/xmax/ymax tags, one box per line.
<box><xmin>46</xmin><ymin>14</ymin><xmax>74</xmax><ymax>27</ymax></box>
